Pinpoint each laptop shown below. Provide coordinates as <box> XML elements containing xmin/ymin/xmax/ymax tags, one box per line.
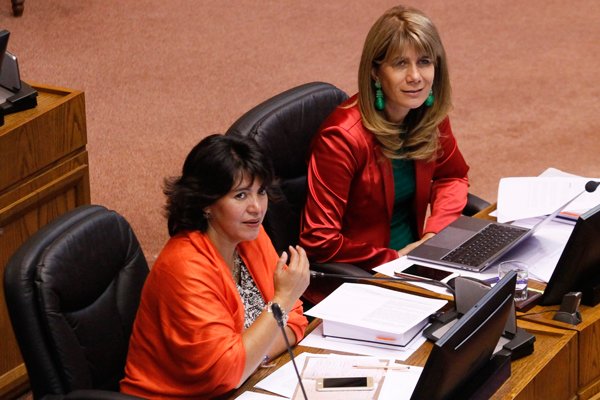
<box><xmin>407</xmin><ymin>192</ymin><xmax>581</xmax><ymax>272</ymax></box>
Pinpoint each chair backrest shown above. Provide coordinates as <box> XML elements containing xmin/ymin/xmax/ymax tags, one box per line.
<box><xmin>4</xmin><ymin>205</ymin><xmax>149</xmax><ymax>399</ymax></box>
<box><xmin>226</xmin><ymin>82</ymin><xmax>349</xmax><ymax>253</ymax></box>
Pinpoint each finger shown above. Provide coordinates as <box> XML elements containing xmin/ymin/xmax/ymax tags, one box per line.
<box><xmin>295</xmin><ymin>245</ymin><xmax>307</xmax><ymax>258</ymax></box>
<box><xmin>276</xmin><ymin>251</ymin><xmax>288</xmax><ymax>272</ymax></box>
<box><xmin>287</xmin><ymin>245</ymin><xmax>299</xmax><ymax>267</ymax></box>
<box><xmin>295</xmin><ymin>246</ymin><xmax>309</xmax><ymax>270</ymax></box>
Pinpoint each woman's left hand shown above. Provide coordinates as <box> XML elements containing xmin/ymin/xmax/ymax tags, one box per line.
<box><xmin>397</xmin><ymin>233</ymin><xmax>436</xmax><ymax>257</ymax></box>
<box><xmin>272</xmin><ymin>245</ymin><xmax>310</xmax><ymax>312</ymax></box>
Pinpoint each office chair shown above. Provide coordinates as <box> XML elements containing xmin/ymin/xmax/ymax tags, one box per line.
<box><xmin>226</xmin><ymin>82</ymin><xmax>371</xmax><ymax>305</ymax></box>
<box><xmin>4</xmin><ymin>205</ymin><xmax>148</xmax><ymax>400</ymax></box>
<box><xmin>226</xmin><ymin>82</ymin><xmax>490</xmax><ymax>305</ymax></box>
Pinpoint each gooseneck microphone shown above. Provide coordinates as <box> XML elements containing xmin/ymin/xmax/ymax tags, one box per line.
<box><xmin>309</xmin><ymin>270</ymin><xmax>456</xmax><ymax>295</ymax></box>
<box><xmin>585</xmin><ymin>180</ymin><xmax>600</xmax><ymax>193</ymax></box>
<box><xmin>271</xmin><ymin>303</ymin><xmax>308</xmax><ymax>400</ymax></box>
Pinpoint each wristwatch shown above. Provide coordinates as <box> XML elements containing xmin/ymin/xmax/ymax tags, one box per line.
<box><xmin>265</xmin><ymin>301</ymin><xmax>288</xmax><ymax>326</ymax></box>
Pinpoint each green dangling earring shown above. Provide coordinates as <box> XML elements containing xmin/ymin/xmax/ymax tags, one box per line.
<box><xmin>374</xmin><ymin>80</ymin><xmax>385</xmax><ymax>111</ymax></box>
<box><xmin>425</xmin><ymin>89</ymin><xmax>434</xmax><ymax>107</ymax></box>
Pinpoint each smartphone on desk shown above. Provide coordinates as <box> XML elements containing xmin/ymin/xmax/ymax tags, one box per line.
<box><xmin>315</xmin><ymin>376</ymin><xmax>374</xmax><ymax>391</ymax></box>
<box><xmin>396</xmin><ymin>264</ymin><xmax>453</xmax><ymax>281</ymax></box>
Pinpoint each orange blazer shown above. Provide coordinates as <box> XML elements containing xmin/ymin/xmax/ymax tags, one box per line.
<box><xmin>121</xmin><ymin>226</ymin><xmax>307</xmax><ymax>399</ymax></box>
<box><xmin>300</xmin><ymin>96</ymin><xmax>469</xmax><ymax>270</ymax></box>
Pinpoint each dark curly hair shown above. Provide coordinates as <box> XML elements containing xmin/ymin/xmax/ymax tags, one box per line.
<box><xmin>164</xmin><ymin>134</ymin><xmax>275</xmax><ymax>236</ymax></box>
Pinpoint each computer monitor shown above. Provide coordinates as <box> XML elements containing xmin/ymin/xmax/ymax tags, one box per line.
<box><xmin>0</xmin><ymin>30</ymin><xmax>9</xmax><ymax>73</ymax></box>
<box><xmin>541</xmin><ymin>203</ymin><xmax>600</xmax><ymax>306</ymax></box>
<box><xmin>410</xmin><ymin>271</ymin><xmax>516</xmax><ymax>400</ymax></box>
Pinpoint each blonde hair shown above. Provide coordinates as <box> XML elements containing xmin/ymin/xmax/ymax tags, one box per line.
<box><xmin>357</xmin><ymin>5</ymin><xmax>452</xmax><ymax>160</ymax></box>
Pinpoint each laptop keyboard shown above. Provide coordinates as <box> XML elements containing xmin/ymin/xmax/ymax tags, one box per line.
<box><xmin>441</xmin><ymin>224</ymin><xmax>527</xmax><ymax>268</ymax></box>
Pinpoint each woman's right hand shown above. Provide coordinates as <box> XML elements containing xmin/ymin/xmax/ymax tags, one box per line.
<box><xmin>272</xmin><ymin>245</ymin><xmax>310</xmax><ymax>312</ymax></box>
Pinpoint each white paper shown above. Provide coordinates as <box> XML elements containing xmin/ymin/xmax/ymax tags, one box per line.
<box><xmin>377</xmin><ymin>366</ymin><xmax>424</xmax><ymax>400</ymax></box>
<box><xmin>304</xmin><ymin>283</ymin><xmax>447</xmax><ymax>334</ymax></box>
<box><xmin>235</xmin><ymin>391</ymin><xmax>286</xmax><ymax>400</ymax></box>
<box><xmin>253</xmin><ymin>352</ymin><xmax>316</xmax><ymax>398</ymax></box>
<box><xmin>299</xmin><ymin>324</ymin><xmax>426</xmax><ymax>361</ymax></box>
<box><xmin>496</xmin><ymin>168</ymin><xmax>600</xmax><ymax>223</ymax></box>
<box><xmin>292</xmin><ymin>355</ymin><xmax>387</xmax><ymax>400</ymax></box>
<box><xmin>254</xmin><ymin>353</ymin><xmax>415</xmax><ymax>400</ymax></box>
<box><xmin>495</xmin><ymin>216</ymin><xmax>575</xmax><ymax>282</ymax></box>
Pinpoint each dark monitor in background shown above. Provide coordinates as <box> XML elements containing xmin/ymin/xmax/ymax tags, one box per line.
<box><xmin>0</xmin><ymin>29</ymin><xmax>37</xmax><ymax>117</ymax></box>
<box><xmin>410</xmin><ymin>270</ymin><xmax>516</xmax><ymax>400</ymax></box>
<box><xmin>0</xmin><ymin>30</ymin><xmax>9</xmax><ymax>73</ymax></box>
<box><xmin>0</xmin><ymin>51</ymin><xmax>22</xmax><ymax>92</ymax></box>
<box><xmin>541</xmin><ymin>203</ymin><xmax>600</xmax><ymax>306</ymax></box>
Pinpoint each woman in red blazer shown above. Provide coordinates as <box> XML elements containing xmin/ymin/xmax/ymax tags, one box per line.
<box><xmin>300</xmin><ymin>5</ymin><xmax>470</xmax><ymax>270</ymax></box>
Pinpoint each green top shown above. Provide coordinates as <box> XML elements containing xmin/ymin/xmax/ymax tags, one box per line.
<box><xmin>389</xmin><ymin>158</ymin><xmax>417</xmax><ymax>250</ymax></box>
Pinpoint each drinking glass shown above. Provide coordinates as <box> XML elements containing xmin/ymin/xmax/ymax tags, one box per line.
<box><xmin>498</xmin><ymin>260</ymin><xmax>528</xmax><ymax>301</ymax></box>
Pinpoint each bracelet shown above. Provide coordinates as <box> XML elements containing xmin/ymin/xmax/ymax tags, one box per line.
<box><xmin>265</xmin><ymin>301</ymin><xmax>288</xmax><ymax>326</ymax></box>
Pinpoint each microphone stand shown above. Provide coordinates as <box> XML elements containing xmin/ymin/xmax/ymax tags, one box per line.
<box><xmin>271</xmin><ymin>303</ymin><xmax>308</xmax><ymax>400</ymax></box>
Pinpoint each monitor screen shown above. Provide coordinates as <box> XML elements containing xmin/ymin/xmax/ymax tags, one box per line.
<box><xmin>0</xmin><ymin>30</ymin><xmax>9</xmax><ymax>73</ymax></box>
<box><xmin>541</xmin><ymin>203</ymin><xmax>600</xmax><ymax>306</ymax></box>
<box><xmin>411</xmin><ymin>271</ymin><xmax>516</xmax><ymax>400</ymax></box>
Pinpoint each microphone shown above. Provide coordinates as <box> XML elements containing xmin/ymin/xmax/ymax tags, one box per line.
<box><xmin>309</xmin><ymin>270</ymin><xmax>456</xmax><ymax>295</ymax></box>
<box><xmin>271</xmin><ymin>303</ymin><xmax>308</xmax><ymax>400</ymax></box>
<box><xmin>586</xmin><ymin>180</ymin><xmax>600</xmax><ymax>193</ymax></box>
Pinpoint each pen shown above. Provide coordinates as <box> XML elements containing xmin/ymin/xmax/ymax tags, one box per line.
<box><xmin>482</xmin><ymin>276</ymin><xmax>499</xmax><ymax>285</ymax></box>
<box><xmin>352</xmin><ymin>365</ymin><xmax>410</xmax><ymax>370</ymax></box>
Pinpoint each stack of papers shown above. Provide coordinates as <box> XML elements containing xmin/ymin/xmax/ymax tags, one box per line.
<box><xmin>304</xmin><ymin>283</ymin><xmax>447</xmax><ymax>349</ymax></box>
<box><xmin>497</xmin><ymin>167</ymin><xmax>600</xmax><ymax>223</ymax></box>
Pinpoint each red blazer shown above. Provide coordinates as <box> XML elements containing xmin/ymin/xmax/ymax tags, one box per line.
<box><xmin>300</xmin><ymin>96</ymin><xmax>469</xmax><ymax>270</ymax></box>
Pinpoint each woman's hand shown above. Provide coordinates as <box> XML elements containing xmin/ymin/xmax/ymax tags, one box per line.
<box><xmin>397</xmin><ymin>233</ymin><xmax>436</xmax><ymax>257</ymax></box>
<box><xmin>272</xmin><ymin>245</ymin><xmax>310</xmax><ymax>312</ymax></box>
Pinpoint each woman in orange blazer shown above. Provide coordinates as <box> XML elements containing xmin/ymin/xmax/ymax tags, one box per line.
<box><xmin>300</xmin><ymin>5</ymin><xmax>469</xmax><ymax>270</ymax></box>
<box><xmin>121</xmin><ymin>135</ymin><xmax>309</xmax><ymax>399</ymax></box>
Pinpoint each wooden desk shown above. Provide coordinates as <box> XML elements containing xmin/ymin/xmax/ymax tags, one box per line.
<box><xmin>520</xmin><ymin>304</ymin><xmax>600</xmax><ymax>399</ymax></box>
<box><xmin>475</xmin><ymin>204</ymin><xmax>600</xmax><ymax>399</ymax></box>
<box><xmin>224</xmin><ymin>319</ymin><xmax>577</xmax><ymax>400</ymax></box>
<box><xmin>0</xmin><ymin>83</ymin><xmax>90</xmax><ymax>398</ymax></box>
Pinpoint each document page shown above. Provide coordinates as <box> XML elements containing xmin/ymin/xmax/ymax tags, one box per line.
<box><xmin>254</xmin><ymin>352</ymin><xmax>319</xmax><ymax>398</ymax></box>
<box><xmin>304</xmin><ymin>283</ymin><xmax>447</xmax><ymax>334</ymax></box>
<box><xmin>497</xmin><ymin>167</ymin><xmax>600</xmax><ymax>223</ymax></box>
<box><xmin>497</xmin><ymin>176</ymin><xmax>590</xmax><ymax>222</ymax></box>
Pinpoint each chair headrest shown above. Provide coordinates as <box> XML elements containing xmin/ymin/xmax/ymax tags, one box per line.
<box><xmin>226</xmin><ymin>82</ymin><xmax>348</xmax><ymax>179</ymax></box>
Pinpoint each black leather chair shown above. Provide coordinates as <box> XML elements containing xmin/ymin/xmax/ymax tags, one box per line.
<box><xmin>4</xmin><ymin>205</ymin><xmax>148</xmax><ymax>400</ymax></box>
<box><xmin>226</xmin><ymin>82</ymin><xmax>371</xmax><ymax>305</ymax></box>
<box><xmin>226</xmin><ymin>82</ymin><xmax>490</xmax><ymax>305</ymax></box>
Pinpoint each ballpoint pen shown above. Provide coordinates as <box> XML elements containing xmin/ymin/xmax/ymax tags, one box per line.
<box><xmin>352</xmin><ymin>365</ymin><xmax>410</xmax><ymax>370</ymax></box>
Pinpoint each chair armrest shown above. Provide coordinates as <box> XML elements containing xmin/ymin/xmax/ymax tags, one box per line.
<box><xmin>310</xmin><ymin>262</ymin><xmax>373</xmax><ymax>277</ymax></box>
<box><xmin>463</xmin><ymin>193</ymin><xmax>492</xmax><ymax>217</ymax></box>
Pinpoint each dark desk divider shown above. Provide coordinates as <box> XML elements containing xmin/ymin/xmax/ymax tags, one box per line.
<box><xmin>425</xmin><ymin>276</ymin><xmax>535</xmax><ymax>361</ymax></box>
<box><xmin>1</xmin><ymin>79</ymin><xmax>37</xmax><ymax>116</ymax></box>
<box><xmin>453</xmin><ymin>353</ymin><xmax>512</xmax><ymax>400</ymax></box>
